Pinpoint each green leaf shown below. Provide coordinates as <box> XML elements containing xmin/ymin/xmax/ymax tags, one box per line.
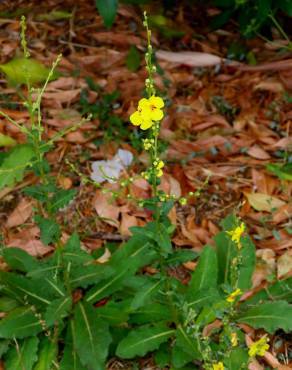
<box><xmin>237</xmin><ymin>301</ymin><xmax>292</xmax><ymax>333</ymax></box>
<box><xmin>126</xmin><ymin>45</ymin><xmax>141</xmax><ymax>72</ymax></box>
<box><xmin>62</xmin><ymin>232</ymin><xmax>93</xmax><ymax>265</ymax></box>
<box><xmin>237</xmin><ymin>236</ymin><xmax>256</xmax><ymax>290</ymax></box>
<box><xmin>116</xmin><ymin>322</ymin><xmax>174</xmax><ymax>359</ymax></box>
<box><xmin>110</xmin><ymin>237</ymin><xmax>156</xmax><ymax>269</ymax></box>
<box><xmin>2</xmin><ymin>247</ymin><xmax>39</xmax><ymax>272</ymax></box>
<box><xmin>215</xmin><ymin>231</ymin><xmax>237</xmax><ymax>285</ymax></box>
<box><xmin>85</xmin><ymin>240</ymin><xmax>154</xmax><ymax>303</ymax></box>
<box><xmin>187</xmin><ymin>245</ymin><xmax>217</xmax><ymax>295</ymax></box>
<box><xmin>0</xmin><ymin>133</ymin><xmax>16</xmax><ymax>147</ymax></box>
<box><xmin>129</xmin><ymin>303</ymin><xmax>172</xmax><ymax>324</ymax></box>
<box><xmin>0</xmin><ymin>296</ymin><xmax>19</xmax><ymax>312</ymax></box>
<box><xmin>175</xmin><ymin>325</ymin><xmax>202</xmax><ymax>360</ymax></box>
<box><xmin>95</xmin><ymin>0</ymin><xmax>118</xmax><ymax>28</ymax></box>
<box><xmin>0</xmin><ymin>272</ymin><xmax>49</xmax><ymax>305</ymax></box>
<box><xmin>131</xmin><ymin>221</ymin><xmax>172</xmax><ymax>257</ymax></box>
<box><xmin>0</xmin><ymin>144</ymin><xmax>34</xmax><ymax>190</ymax></box>
<box><xmin>130</xmin><ymin>279</ymin><xmax>162</xmax><ymax>309</ymax></box>
<box><xmin>4</xmin><ymin>337</ymin><xmax>39</xmax><ymax>370</ymax></box>
<box><xmin>23</xmin><ymin>182</ymin><xmax>56</xmax><ymax>202</ymax></box>
<box><xmin>0</xmin><ymin>307</ymin><xmax>42</xmax><ymax>338</ymax></box>
<box><xmin>50</xmin><ymin>188</ymin><xmax>77</xmax><ymax>213</ymax></box>
<box><xmin>0</xmin><ymin>339</ymin><xmax>10</xmax><ymax>357</ymax></box>
<box><xmin>266</xmin><ymin>163</ymin><xmax>292</xmax><ymax>181</ymax></box>
<box><xmin>166</xmin><ymin>249</ymin><xmax>197</xmax><ymax>266</ymax></box>
<box><xmin>186</xmin><ymin>288</ymin><xmax>221</xmax><ymax>309</ymax></box>
<box><xmin>59</xmin><ymin>320</ymin><xmax>87</xmax><ymax>370</ymax></box>
<box><xmin>171</xmin><ymin>344</ymin><xmax>194</xmax><ymax>368</ymax></box>
<box><xmin>154</xmin><ymin>342</ymin><xmax>171</xmax><ymax>368</ymax></box>
<box><xmin>96</xmin><ymin>303</ymin><xmax>129</xmax><ymax>325</ymax></box>
<box><xmin>211</xmin><ymin>8</ymin><xmax>234</xmax><ymax>29</ymax></box>
<box><xmin>74</xmin><ymin>302</ymin><xmax>112</xmax><ymax>369</ymax></box>
<box><xmin>0</xmin><ymin>271</ymin><xmax>65</xmax><ymax>306</ymax></box>
<box><xmin>44</xmin><ymin>296</ymin><xmax>72</xmax><ymax>326</ymax></box>
<box><xmin>225</xmin><ymin>347</ymin><xmax>249</xmax><ymax>370</ymax></box>
<box><xmin>244</xmin><ymin>277</ymin><xmax>292</xmax><ymax>305</ymax></box>
<box><xmin>34</xmin><ymin>215</ymin><xmax>61</xmax><ymax>245</ymax></box>
<box><xmin>0</xmin><ymin>58</ymin><xmax>59</xmax><ymax>86</ymax></box>
<box><xmin>154</xmin><ymin>343</ymin><xmax>171</xmax><ymax>369</ymax></box>
<box><xmin>278</xmin><ymin>0</ymin><xmax>292</xmax><ymax>16</ymax></box>
<box><xmin>33</xmin><ymin>337</ymin><xmax>57</xmax><ymax>370</ymax></box>
<box><xmin>196</xmin><ymin>306</ymin><xmax>217</xmax><ymax>328</ymax></box>
<box><xmin>155</xmin><ymin>223</ymin><xmax>173</xmax><ymax>257</ymax></box>
<box><xmin>85</xmin><ymin>265</ymin><xmax>132</xmax><ymax>303</ymax></box>
<box><xmin>69</xmin><ymin>264</ymin><xmax>113</xmax><ymax>289</ymax></box>
<box><xmin>220</xmin><ymin>213</ymin><xmax>238</xmax><ymax>230</ymax></box>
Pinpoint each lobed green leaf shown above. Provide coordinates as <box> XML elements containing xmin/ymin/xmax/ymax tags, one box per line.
<box><xmin>237</xmin><ymin>300</ymin><xmax>292</xmax><ymax>333</ymax></box>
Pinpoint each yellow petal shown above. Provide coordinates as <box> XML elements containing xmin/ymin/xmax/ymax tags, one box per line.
<box><xmin>130</xmin><ymin>111</ymin><xmax>142</xmax><ymax>126</ymax></box>
<box><xmin>156</xmin><ymin>169</ymin><xmax>163</xmax><ymax>177</ymax></box>
<box><xmin>149</xmin><ymin>96</ymin><xmax>164</xmax><ymax>108</ymax></box>
<box><xmin>140</xmin><ymin>107</ymin><xmax>153</xmax><ymax>121</ymax></box>
<box><xmin>157</xmin><ymin>160</ymin><xmax>164</xmax><ymax>169</ymax></box>
<box><xmin>140</xmin><ymin>119</ymin><xmax>153</xmax><ymax>130</ymax></box>
<box><xmin>138</xmin><ymin>98</ymin><xmax>150</xmax><ymax>110</ymax></box>
<box><xmin>150</xmin><ymin>108</ymin><xmax>164</xmax><ymax>121</ymax></box>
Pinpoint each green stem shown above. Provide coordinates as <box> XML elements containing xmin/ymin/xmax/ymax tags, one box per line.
<box><xmin>269</xmin><ymin>12</ymin><xmax>292</xmax><ymax>51</ymax></box>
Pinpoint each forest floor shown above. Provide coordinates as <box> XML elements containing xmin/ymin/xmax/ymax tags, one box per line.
<box><xmin>0</xmin><ymin>0</ymin><xmax>291</xmax><ymax>368</ymax></box>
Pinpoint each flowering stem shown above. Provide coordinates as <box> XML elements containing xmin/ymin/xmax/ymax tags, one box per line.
<box><xmin>143</xmin><ymin>12</ymin><xmax>160</xmax><ymax>201</ymax></box>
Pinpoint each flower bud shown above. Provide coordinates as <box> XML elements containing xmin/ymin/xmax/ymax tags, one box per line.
<box><xmin>179</xmin><ymin>197</ymin><xmax>187</xmax><ymax>205</ymax></box>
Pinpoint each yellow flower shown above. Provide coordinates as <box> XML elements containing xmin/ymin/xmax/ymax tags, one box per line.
<box><xmin>130</xmin><ymin>96</ymin><xmax>164</xmax><ymax>130</ymax></box>
<box><xmin>226</xmin><ymin>288</ymin><xmax>242</xmax><ymax>303</ymax></box>
<box><xmin>226</xmin><ymin>222</ymin><xmax>245</xmax><ymax>247</ymax></box>
<box><xmin>130</xmin><ymin>110</ymin><xmax>153</xmax><ymax>130</ymax></box>
<box><xmin>231</xmin><ymin>332</ymin><xmax>238</xmax><ymax>347</ymax></box>
<box><xmin>138</xmin><ymin>96</ymin><xmax>164</xmax><ymax>121</ymax></box>
<box><xmin>154</xmin><ymin>159</ymin><xmax>164</xmax><ymax>177</ymax></box>
<box><xmin>248</xmin><ymin>336</ymin><xmax>269</xmax><ymax>357</ymax></box>
<box><xmin>213</xmin><ymin>362</ymin><xmax>224</xmax><ymax>370</ymax></box>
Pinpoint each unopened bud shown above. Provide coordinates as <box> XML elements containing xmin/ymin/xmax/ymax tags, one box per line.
<box><xmin>179</xmin><ymin>197</ymin><xmax>187</xmax><ymax>205</ymax></box>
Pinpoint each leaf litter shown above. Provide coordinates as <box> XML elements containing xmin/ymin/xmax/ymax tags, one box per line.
<box><xmin>0</xmin><ymin>0</ymin><xmax>291</xmax><ymax>368</ymax></box>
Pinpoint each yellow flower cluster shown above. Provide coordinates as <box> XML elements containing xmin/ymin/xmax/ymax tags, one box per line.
<box><xmin>130</xmin><ymin>96</ymin><xmax>164</xmax><ymax>130</ymax></box>
<box><xmin>248</xmin><ymin>336</ymin><xmax>269</xmax><ymax>357</ymax></box>
<box><xmin>226</xmin><ymin>222</ymin><xmax>245</xmax><ymax>248</ymax></box>
<box><xmin>226</xmin><ymin>288</ymin><xmax>242</xmax><ymax>303</ymax></box>
<box><xmin>213</xmin><ymin>361</ymin><xmax>224</xmax><ymax>370</ymax></box>
<box><xmin>153</xmin><ymin>159</ymin><xmax>164</xmax><ymax>177</ymax></box>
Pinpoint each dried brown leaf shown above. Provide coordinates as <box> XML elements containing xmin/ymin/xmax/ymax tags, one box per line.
<box><xmin>94</xmin><ymin>190</ymin><xmax>120</xmax><ymax>227</ymax></box>
<box><xmin>247</xmin><ymin>146</ymin><xmax>271</xmax><ymax>160</ymax></box>
<box><xmin>5</xmin><ymin>198</ymin><xmax>33</xmax><ymax>228</ymax></box>
<box><xmin>244</xmin><ymin>192</ymin><xmax>286</xmax><ymax>212</ymax></box>
<box><xmin>156</xmin><ymin>50</ymin><xmax>221</xmax><ymax>67</ymax></box>
<box><xmin>119</xmin><ymin>213</ymin><xmax>137</xmax><ymax>236</ymax></box>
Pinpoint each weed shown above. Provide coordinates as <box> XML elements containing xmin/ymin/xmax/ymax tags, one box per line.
<box><xmin>0</xmin><ymin>13</ymin><xmax>292</xmax><ymax>370</ymax></box>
